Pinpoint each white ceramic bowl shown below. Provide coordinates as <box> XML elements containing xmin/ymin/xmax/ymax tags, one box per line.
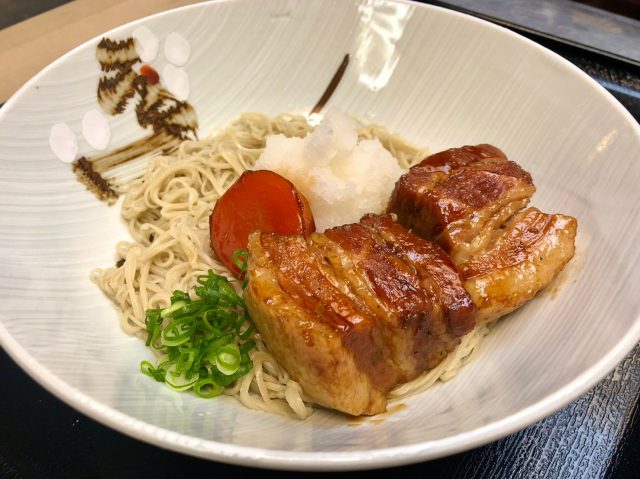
<box><xmin>1</xmin><ymin>0</ymin><xmax>639</xmax><ymax>471</ymax></box>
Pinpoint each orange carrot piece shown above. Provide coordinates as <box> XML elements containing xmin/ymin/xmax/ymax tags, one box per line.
<box><xmin>209</xmin><ymin>170</ymin><xmax>315</xmax><ymax>276</ymax></box>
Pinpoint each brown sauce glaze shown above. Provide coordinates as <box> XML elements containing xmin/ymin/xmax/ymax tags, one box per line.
<box><xmin>416</xmin><ymin>144</ymin><xmax>506</xmax><ymax>172</ymax></box>
<box><xmin>361</xmin><ymin>214</ymin><xmax>476</xmax><ymax>337</ymax></box>
<box><xmin>324</xmin><ymin>222</ymin><xmax>429</xmax><ymax>315</ymax></box>
<box><xmin>258</xmin><ymin>233</ymin><xmax>399</xmax><ymax>392</ymax></box>
<box><xmin>388</xmin><ymin>147</ymin><xmax>534</xmax><ymax>242</ymax></box>
<box><xmin>348</xmin><ymin>402</ymin><xmax>408</xmax><ymax>426</ymax></box>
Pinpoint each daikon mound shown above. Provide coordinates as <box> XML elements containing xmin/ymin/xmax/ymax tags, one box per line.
<box><xmin>253</xmin><ymin>109</ymin><xmax>405</xmax><ymax>232</ymax></box>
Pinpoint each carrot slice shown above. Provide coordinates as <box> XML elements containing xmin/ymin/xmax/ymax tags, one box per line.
<box><xmin>209</xmin><ymin>170</ymin><xmax>316</xmax><ymax>276</ymax></box>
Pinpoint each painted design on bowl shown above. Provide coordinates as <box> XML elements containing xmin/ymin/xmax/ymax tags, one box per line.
<box><xmin>71</xmin><ymin>36</ymin><xmax>198</xmax><ymax>204</ymax></box>
<box><xmin>56</xmin><ymin>27</ymin><xmax>350</xmax><ymax>205</ymax></box>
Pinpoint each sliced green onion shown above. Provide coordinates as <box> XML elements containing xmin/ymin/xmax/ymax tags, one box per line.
<box><xmin>144</xmin><ymin>309</ymin><xmax>163</xmax><ymax>347</ymax></box>
<box><xmin>164</xmin><ymin>363</ymin><xmax>199</xmax><ymax>391</ymax></box>
<box><xmin>211</xmin><ymin>361</ymin><xmax>254</xmax><ymax>386</ymax></box>
<box><xmin>170</xmin><ymin>290</ymin><xmax>190</xmax><ymax>303</ymax></box>
<box><xmin>193</xmin><ymin>378</ymin><xmax>223</xmax><ymax>398</ymax></box>
<box><xmin>161</xmin><ymin>319</ymin><xmax>195</xmax><ymax>347</ymax></box>
<box><xmin>171</xmin><ymin>302</ymin><xmax>204</xmax><ymax>319</ymax></box>
<box><xmin>176</xmin><ymin>348</ymin><xmax>197</xmax><ymax>375</ymax></box>
<box><xmin>205</xmin><ymin>334</ymin><xmax>233</xmax><ymax>360</ymax></box>
<box><xmin>232</xmin><ymin>249</ymin><xmax>249</xmax><ymax>272</ymax></box>
<box><xmin>157</xmin><ymin>357</ymin><xmax>175</xmax><ymax>369</ymax></box>
<box><xmin>160</xmin><ymin>300</ymin><xmax>187</xmax><ymax>318</ymax></box>
<box><xmin>140</xmin><ymin>361</ymin><xmax>165</xmax><ymax>382</ymax></box>
<box><xmin>238</xmin><ymin>321</ymin><xmax>254</xmax><ymax>340</ymax></box>
<box><xmin>215</xmin><ymin>343</ymin><xmax>241</xmax><ymax>375</ymax></box>
<box><xmin>140</xmin><ymin>270</ymin><xmax>256</xmax><ymax>399</ymax></box>
<box><xmin>239</xmin><ymin>340</ymin><xmax>256</xmax><ymax>354</ymax></box>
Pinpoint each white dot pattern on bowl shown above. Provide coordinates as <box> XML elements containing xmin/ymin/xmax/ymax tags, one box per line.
<box><xmin>164</xmin><ymin>32</ymin><xmax>190</xmax><ymax>66</ymax></box>
<box><xmin>132</xmin><ymin>26</ymin><xmax>159</xmax><ymax>62</ymax></box>
<box><xmin>162</xmin><ymin>64</ymin><xmax>190</xmax><ymax>101</ymax></box>
<box><xmin>82</xmin><ymin>109</ymin><xmax>111</xmax><ymax>150</ymax></box>
<box><xmin>49</xmin><ymin>123</ymin><xmax>78</xmax><ymax>163</ymax></box>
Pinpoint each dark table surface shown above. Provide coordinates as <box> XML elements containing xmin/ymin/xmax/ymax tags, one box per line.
<box><xmin>2</xmin><ymin>1</ymin><xmax>640</xmax><ymax>478</ymax></box>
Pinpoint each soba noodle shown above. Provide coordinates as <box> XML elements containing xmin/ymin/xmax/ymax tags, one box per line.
<box><xmin>92</xmin><ymin>112</ymin><xmax>486</xmax><ymax>419</ymax></box>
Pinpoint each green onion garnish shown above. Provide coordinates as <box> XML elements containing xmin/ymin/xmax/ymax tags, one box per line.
<box><xmin>193</xmin><ymin>378</ymin><xmax>223</xmax><ymax>398</ymax></box>
<box><xmin>232</xmin><ymin>248</ymin><xmax>250</xmax><ymax>288</ymax></box>
<box><xmin>232</xmin><ymin>249</ymin><xmax>249</xmax><ymax>272</ymax></box>
<box><xmin>140</xmin><ymin>265</ymin><xmax>255</xmax><ymax>398</ymax></box>
<box><xmin>215</xmin><ymin>342</ymin><xmax>242</xmax><ymax>375</ymax></box>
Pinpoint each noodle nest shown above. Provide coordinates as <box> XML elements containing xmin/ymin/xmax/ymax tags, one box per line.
<box><xmin>92</xmin><ymin>112</ymin><xmax>486</xmax><ymax>419</ymax></box>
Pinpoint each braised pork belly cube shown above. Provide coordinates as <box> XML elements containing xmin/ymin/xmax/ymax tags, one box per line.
<box><xmin>388</xmin><ymin>144</ymin><xmax>536</xmax><ymax>264</ymax></box>
<box><xmin>388</xmin><ymin>145</ymin><xmax>577</xmax><ymax>323</ymax></box>
<box><xmin>461</xmin><ymin>207</ymin><xmax>577</xmax><ymax>322</ymax></box>
<box><xmin>243</xmin><ymin>214</ymin><xmax>476</xmax><ymax>416</ymax></box>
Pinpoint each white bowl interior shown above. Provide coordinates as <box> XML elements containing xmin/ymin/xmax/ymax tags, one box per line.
<box><xmin>0</xmin><ymin>0</ymin><xmax>639</xmax><ymax>470</ymax></box>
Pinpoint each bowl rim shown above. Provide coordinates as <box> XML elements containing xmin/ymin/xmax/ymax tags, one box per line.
<box><xmin>1</xmin><ymin>0</ymin><xmax>639</xmax><ymax>471</ymax></box>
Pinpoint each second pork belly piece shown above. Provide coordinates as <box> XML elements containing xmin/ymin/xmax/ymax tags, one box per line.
<box><xmin>388</xmin><ymin>144</ymin><xmax>536</xmax><ymax>264</ymax></box>
<box><xmin>387</xmin><ymin>144</ymin><xmax>577</xmax><ymax>323</ymax></box>
<box><xmin>461</xmin><ymin>207</ymin><xmax>576</xmax><ymax>322</ymax></box>
<box><xmin>243</xmin><ymin>214</ymin><xmax>476</xmax><ymax>416</ymax></box>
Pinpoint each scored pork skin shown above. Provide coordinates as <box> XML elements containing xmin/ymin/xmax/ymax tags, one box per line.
<box><xmin>244</xmin><ymin>232</ymin><xmax>392</xmax><ymax>416</ymax></box>
<box><xmin>461</xmin><ymin>207</ymin><xmax>577</xmax><ymax>322</ymax></box>
<box><xmin>243</xmin><ymin>214</ymin><xmax>476</xmax><ymax>416</ymax></box>
<box><xmin>388</xmin><ymin>144</ymin><xmax>536</xmax><ymax>264</ymax></box>
<box><xmin>388</xmin><ymin>144</ymin><xmax>577</xmax><ymax>324</ymax></box>
<box><xmin>320</xmin><ymin>214</ymin><xmax>476</xmax><ymax>379</ymax></box>
<box><xmin>359</xmin><ymin>214</ymin><xmax>476</xmax><ymax>337</ymax></box>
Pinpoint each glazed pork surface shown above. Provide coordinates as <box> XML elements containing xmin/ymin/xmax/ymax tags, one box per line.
<box><xmin>388</xmin><ymin>144</ymin><xmax>577</xmax><ymax>323</ymax></box>
<box><xmin>244</xmin><ymin>214</ymin><xmax>476</xmax><ymax>416</ymax></box>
